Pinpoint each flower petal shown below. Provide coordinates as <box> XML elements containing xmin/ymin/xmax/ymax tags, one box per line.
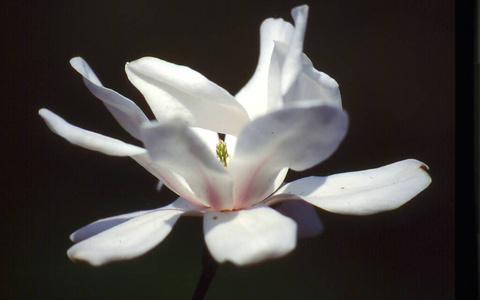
<box><xmin>280</xmin><ymin>5</ymin><xmax>309</xmax><ymax>95</ymax></box>
<box><xmin>67</xmin><ymin>198</ymin><xmax>201</xmax><ymax>266</ymax></box>
<box><xmin>39</xmin><ymin>109</ymin><xmax>146</xmax><ymax>156</ymax></box>
<box><xmin>70</xmin><ymin>198</ymin><xmax>205</xmax><ymax>243</ymax></box>
<box><xmin>191</xmin><ymin>127</ymin><xmax>220</xmax><ymax>159</ymax></box>
<box><xmin>235</xmin><ymin>16</ymin><xmax>295</xmax><ymax>119</ymax></box>
<box><xmin>274</xmin><ymin>200</ymin><xmax>323</xmax><ymax>237</ymax></box>
<box><xmin>125</xmin><ymin>57</ymin><xmax>249</xmax><ymax>135</ymax></box>
<box><xmin>131</xmin><ymin>153</ymin><xmax>207</xmax><ymax>207</ymax></box>
<box><xmin>70</xmin><ymin>57</ymin><xmax>150</xmax><ymax>140</ymax></box>
<box><xmin>230</xmin><ymin>105</ymin><xmax>348</xmax><ymax>209</ymax></box>
<box><xmin>269</xmin><ymin>159</ymin><xmax>432</xmax><ymax>215</ymax></box>
<box><xmin>39</xmin><ymin>108</ymin><xmax>205</xmax><ymax>206</ymax></box>
<box><xmin>204</xmin><ymin>205</ymin><xmax>297</xmax><ymax>266</ymax></box>
<box><xmin>70</xmin><ymin>210</ymin><xmax>155</xmax><ymax>243</ymax></box>
<box><xmin>141</xmin><ymin>120</ymin><xmax>233</xmax><ymax>210</ymax></box>
<box><xmin>224</xmin><ymin>134</ymin><xmax>238</xmax><ymax>158</ymax></box>
<box><xmin>270</xmin><ymin>42</ymin><xmax>342</xmax><ymax>109</ymax></box>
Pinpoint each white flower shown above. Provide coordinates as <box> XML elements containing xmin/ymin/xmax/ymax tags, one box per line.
<box><xmin>39</xmin><ymin>5</ymin><xmax>431</xmax><ymax>267</ymax></box>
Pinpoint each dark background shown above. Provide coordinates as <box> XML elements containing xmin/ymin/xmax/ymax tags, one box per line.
<box><xmin>4</xmin><ymin>0</ymin><xmax>454</xmax><ymax>299</ymax></box>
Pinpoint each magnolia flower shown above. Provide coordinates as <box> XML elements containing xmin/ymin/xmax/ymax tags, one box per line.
<box><xmin>39</xmin><ymin>5</ymin><xmax>431</xmax><ymax>267</ymax></box>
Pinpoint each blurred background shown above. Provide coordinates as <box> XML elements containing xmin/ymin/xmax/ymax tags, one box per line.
<box><xmin>4</xmin><ymin>0</ymin><xmax>454</xmax><ymax>298</ymax></box>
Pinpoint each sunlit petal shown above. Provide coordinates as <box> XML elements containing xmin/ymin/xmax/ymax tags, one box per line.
<box><xmin>141</xmin><ymin>120</ymin><xmax>233</xmax><ymax>210</ymax></box>
<box><xmin>269</xmin><ymin>159</ymin><xmax>431</xmax><ymax>215</ymax></box>
<box><xmin>126</xmin><ymin>57</ymin><xmax>249</xmax><ymax>135</ymax></box>
<box><xmin>235</xmin><ymin>17</ymin><xmax>295</xmax><ymax>119</ymax></box>
<box><xmin>67</xmin><ymin>198</ymin><xmax>204</xmax><ymax>266</ymax></box>
<box><xmin>204</xmin><ymin>205</ymin><xmax>296</xmax><ymax>265</ymax></box>
<box><xmin>280</xmin><ymin>5</ymin><xmax>309</xmax><ymax>95</ymax></box>
<box><xmin>39</xmin><ymin>109</ymin><xmax>145</xmax><ymax>156</ymax></box>
<box><xmin>230</xmin><ymin>105</ymin><xmax>348</xmax><ymax>208</ymax></box>
<box><xmin>270</xmin><ymin>42</ymin><xmax>342</xmax><ymax>109</ymax></box>
<box><xmin>70</xmin><ymin>57</ymin><xmax>149</xmax><ymax>140</ymax></box>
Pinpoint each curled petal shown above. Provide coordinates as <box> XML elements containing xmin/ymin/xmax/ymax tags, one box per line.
<box><xmin>125</xmin><ymin>57</ymin><xmax>249</xmax><ymax>135</ymax></box>
<box><xmin>287</xmin><ymin>53</ymin><xmax>341</xmax><ymax>107</ymax></box>
<box><xmin>235</xmin><ymin>16</ymin><xmax>295</xmax><ymax>119</ymax></box>
<box><xmin>230</xmin><ymin>105</ymin><xmax>348</xmax><ymax>209</ymax></box>
<box><xmin>70</xmin><ymin>57</ymin><xmax>150</xmax><ymax>140</ymax></box>
<box><xmin>204</xmin><ymin>205</ymin><xmax>297</xmax><ymax>266</ymax></box>
<box><xmin>141</xmin><ymin>120</ymin><xmax>233</xmax><ymax>210</ymax></box>
<box><xmin>39</xmin><ymin>109</ymin><xmax>146</xmax><ymax>156</ymax></box>
<box><xmin>280</xmin><ymin>5</ymin><xmax>309</xmax><ymax>95</ymax></box>
<box><xmin>67</xmin><ymin>198</ymin><xmax>202</xmax><ymax>266</ymax></box>
<box><xmin>269</xmin><ymin>159</ymin><xmax>432</xmax><ymax>215</ymax></box>
<box><xmin>270</xmin><ymin>42</ymin><xmax>342</xmax><ymax>109</ymax></box>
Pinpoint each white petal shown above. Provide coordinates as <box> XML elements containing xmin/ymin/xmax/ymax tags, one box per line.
<box><xmin>130</xmin><ymin>152</ymin><xmax>204</xmax><ymax>206</ymax></box>
<box><xmin>270</xmin><ymin>159</ymin><xmax>432</xmax><ymax>215</ymax></box>
<box><xmin>204</xmin><ymin>205</ymin><xmax>297</xmax><ymax>266</ymax></box>
<box><xmin>70</xmin><ymin>210</ymin><xmax>158</xmax><ymax>243</ymax></box>
<box><xmin>125</xmin><ymin>57</ymin><xmax>249</xmax><ymax>135</ymax></box>
<box><xmin>230</xmin><ymin>105</ymin><xmax>348</xmax><ymax>209</ymax></box>
<box><xmin>280</xmin><ymin>5</ymin><xmax>309</xmax><ymax>95</ymax></box>
<box><xmin>70</xmin><ymin>57</ymin><xmax>149</xmax><ymax>140</ymax></box>
<box><xmin>39</xmin><ymin>109</ymin><xmax>146</xmax><ymax>156</ymax></box>
<box><xmin>141</xmin><ymin>120</ymin><xmax>234</xmax><ymax>210</ymax></box>
<box><xmin>191</xmin><ymin>127</ymin><xmax>220</xmax><ymax>158</ymax></box>
<box><xmin>70</xmin><ymin>198</ymin><xmax>204</xmax><ymax>243</ymax></box>
<box><xmin>67</xmin><ymin>198</ymin><xmax>201</xmax><ymax>266</ymax></box>
<box><xmin>224</xmin><ymin>134</ymin><xmax>238</xmax><ymax>158</ymax></box>
<box><xmin>274</xmin><ymin>200</ymin><xmax>323</xmax><ymax>237</ymax></box>
<box><xmin>39</xmin><ymin>109</ymin><xmax>206</xmax><ymax>207</ymax></box>
<box><xmin>235</xmin><ymin>17</ymin><xmax>295</xmax><ymax>119</ymax></box>
<box><xmin>270</xmin><ymin>42</ymin><xmax>342</xmax><ymax>109</ymax></box>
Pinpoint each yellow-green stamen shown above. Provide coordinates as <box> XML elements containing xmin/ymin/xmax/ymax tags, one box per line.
<box><xmin>216</xmin><ymin>139</ymin><xmax>229</xmax><ymax>167</ymax></box>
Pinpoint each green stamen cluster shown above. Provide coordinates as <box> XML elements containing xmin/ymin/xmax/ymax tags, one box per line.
<box><xmin>216</xmin><ymin>140</ymin><xmax>229</xmax><ymax>167</ymax></box>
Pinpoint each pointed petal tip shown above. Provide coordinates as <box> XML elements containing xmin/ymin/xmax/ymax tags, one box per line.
<box><xmin>291</xmin><ymin>5</ymin><xmax>309</xmax><ymax>25</ymax></box>
<box><xmin>283</xmin><ymin>158</ymin><xmax>432</xmax><ymax>216</ymax></box>
<box><xmin>418</xmin><ymin>162</ymin><xmax>432</xmax><ymax>186</ymax></box>
<box><xmin>420</xmin><ymin>164</ymin><xmax>429</xmax><ymax>171</ymax></box>
<box><xmin>69</xmin><ymin>57</ymin><xmax>89</xmax><ymax>74</ymax></box>
<box><xmin>38</xmin><ymin>107</ymin><xmax>48</xmax><ymax>116</ymax></box>
<box><xmin>417</xmin><ymin>161</ymin><xmax>430</xmax><ymax>171</ymax></box>
<box><xmin>404</xmin><ymin>158</ymin><xmax>432</xmax><ymax>181</ymax></box>
<box><xmin>38</xmin><ymin>108</ymin><xmax>58</xmax><ymax>124</ymax></box>
<box><xmin>65</xmin><ymin>206</ymin><xmax>188</xmax><ymax>267</ymax></box>
<box><xmin>124</xmin><ymin>56</ymin><xmax>160</xmax><ymax>73</ymax></box>
<box><xmin>39</xmin><ymin>108</ymin><xmax>147</xmax><ymax>156</ymax></box>
<box><xmin>67</xmin><ymin>248</ymin><xmax>104</xmax><ymax>267</ymax></box>
<box><xmin>292</xmin><ymin>4</ymin><xmax>309</xmax><ymax>15</ymax></box>
<box><xmin>69</xmin><ymin>56</ymin><xmax>83</xmax><ymax>64</ymax></box>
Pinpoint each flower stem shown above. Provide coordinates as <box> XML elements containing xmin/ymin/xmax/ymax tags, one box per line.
<box><xmin>192</xmin><ymin>244</ymin><xmax>218</xmax><ymax>300</ymax></box>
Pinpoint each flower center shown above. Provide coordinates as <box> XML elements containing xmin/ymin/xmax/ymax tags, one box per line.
<box><xmin>216</xmin><ymin>139</ymin><xmax>229</xmax><ymax>167</ymax></box>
